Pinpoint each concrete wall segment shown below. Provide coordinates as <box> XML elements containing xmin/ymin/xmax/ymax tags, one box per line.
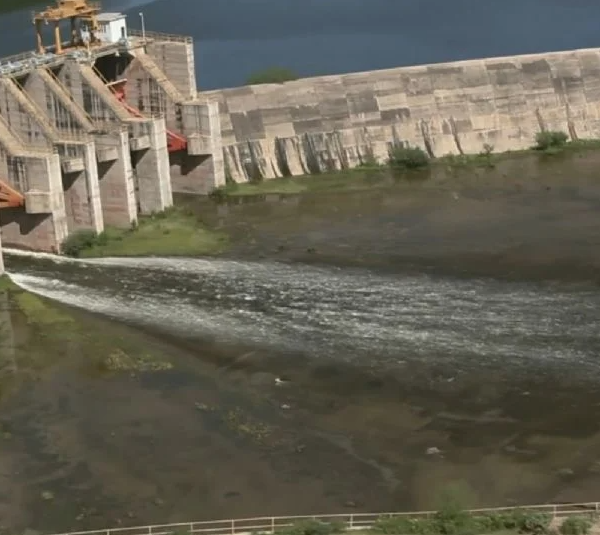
<box><xmin>201</xmin><ymin>47</ymin><xmax>600</xmax><ymax>182</ymax></box>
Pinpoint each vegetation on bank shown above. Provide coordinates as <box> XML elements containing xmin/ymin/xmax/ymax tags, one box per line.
<box><xmin>57</xmin><ymin>128</ymin><xmax>600</xmax><ymax>258</ymax></box>
<box><xmin>246</xmin><ymin>67</ymin><xmax>300</xmax><ymax>85</ymax></box>
<box><xmin>271</xmin><ymin>510</ymin><xmax>593</xmax><ymax>535</ymax></box>
<box><xmin>0</xmin><ymin>275</ymin><xmax>173</xmax><ymax>381</ymax></box>
<box><xmin>211</xmin><ymin>130</ymin><xmax>600</xmax><ymax>199</ymax></box>
<box><xmin>171</xmin><ymin>510</ymin><xmax>594</xmax><ymax>535</ymax></box>
<box><xmin>62</xmin><ymin>206</ymin><xmax>229</xmax><ymax>258</ymax></box>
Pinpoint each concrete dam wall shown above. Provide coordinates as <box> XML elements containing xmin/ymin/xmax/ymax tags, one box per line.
<box><xmin>203</xmin><ymin>47</ymin><xmax>600</xmax><ymax>183</ymax></box>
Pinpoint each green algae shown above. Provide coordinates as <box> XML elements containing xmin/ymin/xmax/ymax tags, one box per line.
<box><xmin>223</xmin><ymin>407</ymin><xmax>274</xmax><ymax>444</ymax></box>
<box><xmin>15</xmin><ymin>292</ymin><xmax>74</xmax><ymax>326</ymax></box>
<box><xmin>98</xmin><ymin>347</ymin><xmax>173</xmax><ymax>373</ymax></box>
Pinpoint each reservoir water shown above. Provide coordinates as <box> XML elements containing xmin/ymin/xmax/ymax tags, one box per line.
<box><xmin>2</xmin><ymin>0</ymin><xmax>600</xmax><ymax>89</ymax></box>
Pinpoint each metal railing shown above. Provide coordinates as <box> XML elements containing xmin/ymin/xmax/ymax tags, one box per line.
<box><xmin>41</xmin><ymin>67</ymin><xmax>96</xmax><ymax>129</ymax></box>
<box><xmin>128</xmin><ymin>28</ymin><xmax>193</xmax><ymax>44</ymax></box>
<box><xmin>49</xmin><ymin>501</ymin><xmax>600</xmax><ymax>535</ymax></box>
<box><xmin>7</xmin><ymin>77</ymin><xmax>90</xmax><ymax>142</ymax></box>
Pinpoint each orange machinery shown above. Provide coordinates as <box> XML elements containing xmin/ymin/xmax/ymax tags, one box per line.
<box><xmin>106</xmin><ymin>78</ymin><xmax>188</xmax><ymax>153</ymax></box>
<box><xmin>33</xmin><ymin>0</ymin><xmax>102</xmax><ymax>55</ymax></box>
<box><xmin>33</xmin><ymin>1</ymin><xmax>188</xmax><ymax>153</ymax></box>
<box><xmin>0</xmin><ymin>182</ymin><xmax>25</xmax><ymax>209</ymax></box>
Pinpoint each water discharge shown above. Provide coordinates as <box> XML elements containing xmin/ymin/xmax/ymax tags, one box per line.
<box><xmin>7</xmin><ymin>249</ymin><xmax>600</xmax><ymax>380</ymax></box>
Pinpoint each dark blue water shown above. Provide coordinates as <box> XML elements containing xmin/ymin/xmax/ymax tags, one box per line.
<box><xmin>2</xmin><ymin>0</ymin><xmax>600</xmax><ymax>89</ymax></box>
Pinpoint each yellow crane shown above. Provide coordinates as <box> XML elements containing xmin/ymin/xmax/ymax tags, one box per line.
<box><xmin>33</xmin><ymin>0</ymin><xmax>102</xmax><ymax>55</ymax></box>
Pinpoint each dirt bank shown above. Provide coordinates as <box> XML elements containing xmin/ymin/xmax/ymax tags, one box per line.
<box><xmin>199</xmin><ymin>150</ymin><xmax>600</xmax><ymax>284</ymax></box>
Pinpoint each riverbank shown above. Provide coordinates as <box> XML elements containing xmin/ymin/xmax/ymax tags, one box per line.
<box><xmin>63</xmin><ymin>207</ymin><xmax>229</xmax><ymax>258</ymax></box>
<box><xmin>6</xmin><ymin>156</ymin><xmax>600</xmax><ymax>532</ymax></box>
<box><xmin>212</xmin><ymin>136</ymin><xmax>600</xmax><ymax>198</ymax></box>
<box><xmin>58</xmin><ymin>139</ymin><xmax>600</xmax><ymax>285</ymax></box>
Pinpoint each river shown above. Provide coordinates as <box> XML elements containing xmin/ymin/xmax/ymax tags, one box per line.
<box><xmin>1</xmin><ymin>1</ymin><xmax>600</xmax><ymax>531</ymax></box>
<box><xmin>2</xmin><ymin>0</ymin><xmax>600</xmax><ymax>88</ymax></box>
<box><xmin>1</xmin><ymin>154</ymin><xmax>600</xmax><ymax>531</ymax></box>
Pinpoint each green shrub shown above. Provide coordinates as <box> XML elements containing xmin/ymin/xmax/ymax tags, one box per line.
<box><xmin>434</xmin><ymin>507</ymin><xmax>473</xmax><ymax>534</ymax></box>
<box><xmin>373</xmin><ymin>509</ymin><xmax>550</xmax><ymax>535</ymax></box>
<box><xmin>279</xmin><ymin>520</ymin><xmax>345</xmax><ymax>535</ymax></box>
<box><xmin>246</xmin><ymin>67</ymin><xmax>299</xmax><ymax>85</ymax></box>
<box><xmin>535</xmin><ymin>130</ymin><xmax>569</xmax><ymax>151</ymax></box>
<box><xmin>560</xmin><ymin>516</ymin><xmax>593</xmax><ymax>535</ymax></box>
<box><xmin>373</xmin><ymin>516</ymin><xmax>435</xmax><ymax>534</ymax></box>
<box><xmin>62</xmin><ymin>229</ymin><xmax>102</xmax><ymax>257</ymax></box>
<box><xmin>208</xmin><ymin>186</ymin><xmax>230</xmax><ymax>202</ymax></box>
<box><xmin>388</xmin><ymin>145</ymin><xmax>430</xmax><ymax>170</ymax></box>
<box><xmin>518</xmin><ymin>512</ymin><xmax>551</xmax><ymax>535</ymax></box>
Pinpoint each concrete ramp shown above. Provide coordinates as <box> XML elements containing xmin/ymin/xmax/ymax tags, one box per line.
<box><xmin>0</xmin><ymin>77</ymin><xmax>66</xmax><ymax>144</ymax></box>
<box><xmin>78</xmin><ymin>64</ymin><xmax>131</xmax><ymax>122</ymax></box>
<box><xmin>122</xmin><ymin>52</ymin><xmax>185</xmax><ymax>134</ymax></box>
<box><xmin>0</xmin><ymin>114</ymin><xmax>31</xmax><ymax>157</ymax></box>
<box><xmin>36</xmin><ymin>68</ymin><xmax>96</xmax><ymax>132</ymax></box>
<box><xmin>130</xmin><ymin>51</ymin><xmax>185</xmax><ymax>104</ymax></box>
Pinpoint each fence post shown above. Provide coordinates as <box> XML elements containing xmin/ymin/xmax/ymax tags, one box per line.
<box><xmin>553</xmin><ymin>505</ymin><xmax>556</xmax><ymax>519</ymax></box>
<box><xmin>349</xmin><ymin>515</ymin><xmax>354</xmax><ymax>530</ymax></box>
<box><xmin>271</xmin><ymin>517</ymin><xmax>275</xmax><ymax>533</ymax></box>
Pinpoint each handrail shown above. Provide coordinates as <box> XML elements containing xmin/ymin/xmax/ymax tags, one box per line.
<box><xmin>128</xmin><ymin>28</ymin><xmax>193</xmax><ymax>44</ymax></box>
<box><xmin>42</xmin><ymin>67</ymin><xmax>96</xmax><ymax>128</ymax></box>
<box><xmin>9</xmin><ymin>77</ymin><xmax>91</xmax><ymax>142</ymax></box>
<box><xmin>49</xmin><ymin>501</ymin><xmax>600</xmax><ymax>535</ymax></box>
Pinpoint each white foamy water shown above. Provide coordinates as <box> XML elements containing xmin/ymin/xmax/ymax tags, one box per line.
<box><xmin>7</xmin><ymin>251</ymin><xmax>600</xmax><ymax>374</ymax></box>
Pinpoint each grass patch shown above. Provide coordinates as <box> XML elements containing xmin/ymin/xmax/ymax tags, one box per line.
<box><xmin>210</xmin><ymin>166</ymin><xmax>390</xmax><ymax>198</ymax></box>
<box><xmin>246</xmin><ymin>67</ymin><xmax>299</xmax><ymax>85</ymax></box>
<box><xmin>560</xmin><ymin>517</ymin><xmax>593</xmax><ymax>535</ymax></box>
<box><xmin>534</xmin><ymin>131</ymin><xmax>568</xmax><ymax>152</ymax></box>
<box><xmin>273</xmin><ymin>510</ymin><xmax>553</xmax><ymax>535</ymax></box>
<box><xmin>388</xmin><ymin>145</ymin><xmax>430</xmax><ymax>170</ymax></box>
<box><xmin>98</xmin><ymin>348</ymin><xmax>173</xmax><ymax>373</ymax></box>
<box><xmin>373</xmin><ymin>510</ymin><xmax>551</xmax><ymax>535</ymax></box>
<box><xmin>213</xmin><ymin>133</ymin><xmax>600</xmax><ymax>200</ymax></box>
<box><xmin>15</xmin><ymin>292</ymin><xmax>74</xmax><ymax>325</ymax></box>
<box><xmin>0</xmin><ymin>276</ymin><xmax>74</xmax><ymax>327</ymax></box>
<box><xmin>63</xmin><ymin>207</ymin><xmax>229</xmax><ymax>258</ymax></box>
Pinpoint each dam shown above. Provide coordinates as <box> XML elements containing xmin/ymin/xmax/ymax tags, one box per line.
<box><xmin>0</xmin><ymin>0</ymin><xmax>600</xmax><ymax>262</ymax></box>
<box><xmin>0</xmin><ymin>0</ymin><xmax>224</xmax><ymax>262</ymax></box>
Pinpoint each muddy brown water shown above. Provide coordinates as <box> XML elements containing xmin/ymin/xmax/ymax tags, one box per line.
<box><xmin>3</xmin><ymin>152</ymin><xmax>600</xmax><ymax>533</ymax></box>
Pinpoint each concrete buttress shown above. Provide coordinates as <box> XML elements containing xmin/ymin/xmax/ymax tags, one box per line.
<box><xmin>95</xmin><ymin>129</ymin><xmax>138</xmax><ymax>227</ymax></box>
<box><xmin>122</xmin><ymin>46</ymin><xmax>224</xmax><ymax>193</ymax></box>
<box><xmin>20</xmin><ymin>69</ymin><xmax>104</xmax><ymax>235</ymax></box>
<box><xmin>58</xmin><ymin>60</ymin><xmax>172</xmax><ymax>218</ymax></box>
<box><xmin>130</xmin><ymin>117</ymin><xmax>172</xmax><ymax>213</ymax></box>
<box><xmin>0</xmin><ymin>114</ymin><xmax>67</xmax><ymax>252</ymax></box>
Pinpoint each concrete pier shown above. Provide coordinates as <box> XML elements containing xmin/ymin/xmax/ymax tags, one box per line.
<box><xmin>4</xmin><ymin>0</ymin><xmax>599</xmax><ymax>265</ymax></box>
<box><xmin>0</xmin><ymin>116</ymin><xmax>68</xmax><ymax>253</ymax></box>
<box><xmin>0</xmin><ymin>0</ymin><xmax>223</xmax><ymax>263</ymax></box>
<box><xmin>121</xmin><ymin>32</ymin><xmax>225</xmax><ymax>193</ymax></box>
<box><xmin>0</xmin><ymin>16</ymin><xmax>230</xmax><ymax>254</ymax></box>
